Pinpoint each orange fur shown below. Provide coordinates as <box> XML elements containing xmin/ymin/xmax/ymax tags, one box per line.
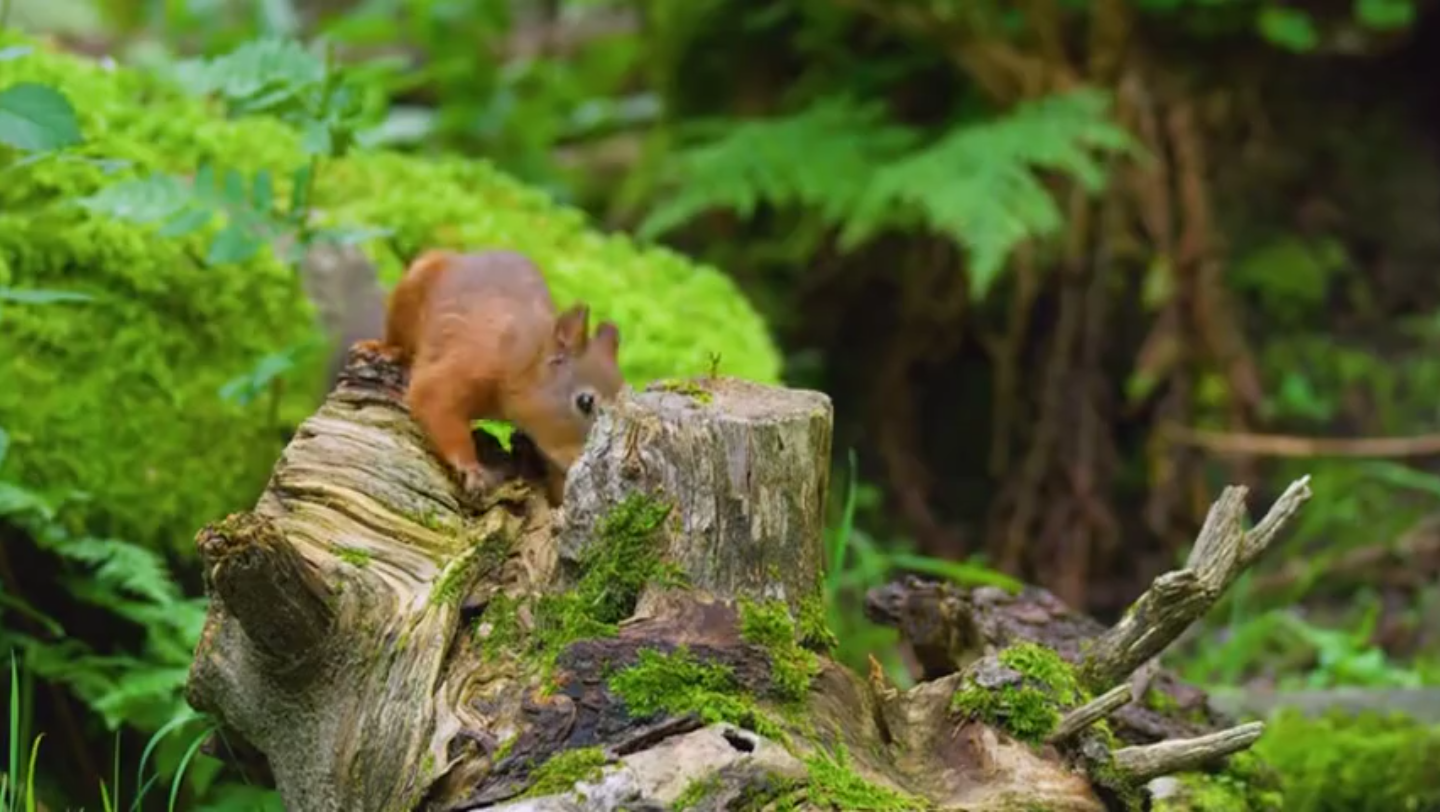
<box><xmin>380</xmin><ymin>249</ymin><xmax>624</xmax><ymax>500</ymax></box>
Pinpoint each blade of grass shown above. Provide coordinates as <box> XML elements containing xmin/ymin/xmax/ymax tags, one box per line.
<box><xmin>131</xmin><ymin>709</ymin><xmax>199</xmax><ymax>812</ymax></box>
<box><xmin>167</xmin><ymin>727</ymin><xmax>215</xmax><ymax>812</ymax></box>
<box><xmin>825</xmin><ymin>449</ymin><xmax>860</xmax><ymax>600</ymax></box>
<box><xmin>22</xmin><ymin>733</ymin><xmax>41</xmax><ymax>812</ymax></box>
<box><xmin>8</xmin><ymin>652</ymin><xmax>19</xmax><ymax>812</ymax></box>
<box><xmin>111</xmin><ymin>728</ymin><xmax>122</xmax><ymax>812</ymax></box>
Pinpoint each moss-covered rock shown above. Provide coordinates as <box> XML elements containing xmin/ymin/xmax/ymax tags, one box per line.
<box><xmin>950</xmin><ymin>641</ymin><xmax>1085</xmax><ymax>744</ymax></box>
<box><xmin>0</xmin><ymin>36</ymin><xmax>780</xmax><ymax>553</ymax></box>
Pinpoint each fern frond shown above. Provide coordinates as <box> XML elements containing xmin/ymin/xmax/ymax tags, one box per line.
<box><xmin>641</xmin><ymin>87</ymin><xmax>1138</xmax><ymax>300</ymax></box>
<box><xmin>58</xmin><ymin>537</ymin><xmax>181</xmax><ymax>608</ymax></box>
<box><xmin>844</xmin><ymin>88</ymin><xmax>1139</xmax><ymax>296</ymax></box>
<box><xmin>637</xmin><ymin>96</ymin><xmax>919</xmax><ymax>240</ymax></box>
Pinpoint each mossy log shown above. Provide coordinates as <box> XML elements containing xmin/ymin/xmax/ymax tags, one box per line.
<box><xmin>186</xmin><ymin>346</ymin><xmax>1311</xmax><ymax>812</ymax></box>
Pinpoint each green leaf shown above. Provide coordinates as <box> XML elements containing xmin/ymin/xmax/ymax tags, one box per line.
<box><xmin>221</xmin><ymin>167</ymin><xmax>247</xmax><ymax>208</ymax></box>
<box><xmin>0</xmin><ymin>288</ymin><xmax>92</xmax><ymax>304</ymax></box>
<box><xmin>1258</xmin><ymin>6</ymin><xmax>1320</xmax><ymax>52</ymax></box>
<box><xmin>0</xmin><ymin>481</ymin><xmax>53</xmax><ymax>520</ymax></box>
<box><xmin>77</xmin><ymin>174</ymin><xmax>194</xmax><ymax>224</ymax></box>
<box><xmin>0</xmin><ymin>426</ymin><xmax>9</xmax><ymax>467</ymax></box>
<box><xmin>156</xmin><ymin>208</ymin><xmax>212</xmax><ymax>238</ymax></box>
<box><xmin>1355</xmin><ymin>0</ymin><xmax>1414</xmax><ymax>29</ymax></box>
<box><xmin>644</xmin><ymin>88</ymin><xmax>1135</xmax><ymax>301</ymax></box>
<box><xmin>0</xmin><ymin>82</ymin><xmax>83</xmax><ymax>152</ymax></box>
<box><xmin>251</xmin><ymin>169</ymin><xmax>274</xmax><ymax>213</ymax></box>
<box><xmin>300</xmin><ymin>121</ymin><xmax>332</xmax><ymax>156</ymax></box>
<box><xmin>205</xmin><ymin>223</ymin><xmax>262</xmax><ymax>265</ymax></box>
<box><xmin>289</xmin><ymin>162</ymin><xmax>314</xmax><ymax>216</ymax></box>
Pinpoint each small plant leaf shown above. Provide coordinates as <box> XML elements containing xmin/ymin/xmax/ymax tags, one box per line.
<box><xmin>205</xmin><ymin>223</ymin><xmax>262</xmax><ymax>265</ymax></box>
<box><xmin>251</xmin><ymin>169</ymin><xmax>274</xmax><ymax>213</ymax></box>
<box><xmin>157</xmin><ymin>208</ymin><xmax>213</xmax><ymax>238</ymax></box>
<box><xmin>0</xmin><ymin>82</ymin><xmax>83</xmax><ymax>152</ymax></box>
<box><xmin>0</xmin><ymin>288</ymin><xmax>92</xmax><ymax>304</ymax></box>
<box><xmin>1258</xmin><ymin>6</ymin><xmax>1320</xmax><ymax>51</ymax></box>
<box><xmin>77</xmin><ymin>174</ymin><xmax>194</xmax><ymax>224</ymax></box>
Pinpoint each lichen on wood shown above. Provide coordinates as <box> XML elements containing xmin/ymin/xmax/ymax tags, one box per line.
<box><xmin>186</xmin><ymin>345</ymin><xmax>1312</xmax><ymax>811</ymax></box>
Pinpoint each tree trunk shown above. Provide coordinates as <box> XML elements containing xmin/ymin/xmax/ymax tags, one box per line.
<box><xmin>186</xmin><ymin>345</ymin><xmax>1310</xmax><ymax>811</ymax></box>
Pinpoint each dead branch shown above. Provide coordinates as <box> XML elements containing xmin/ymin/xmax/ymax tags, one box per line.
<box><xmin>1080</xmin><ymin>477</ymin><xmax>1313</xmax><ymax>689</ymax></box>
<box><xmin>1168</xmin><ymin>425</ymin><xmax>1440</xmax><ymax>458</ymax></box>
<box><xmin>1047</xmin><ymin>684</ymin><xmax>1133</xmax><ymax>743</ymax></box>
<box><xmin>1111</xmin><ymin>722</ymin><xmax>1265</xmax><ymax>783</ymax></box>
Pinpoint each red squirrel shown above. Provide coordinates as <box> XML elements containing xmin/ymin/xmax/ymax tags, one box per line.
<box><xmin>376</xmin><ymin>249</ymin><xmax>624</xmax><ymax>502</ymax></box>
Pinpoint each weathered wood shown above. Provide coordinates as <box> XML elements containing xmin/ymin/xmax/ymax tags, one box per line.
<box><xmin>195</xmin><ymin>512</ymin><xmax>334</xmax><ymax>671</ymax></box>
<box><xmin>1081</xmin><ymin>477</ymin><xmax>1312</xmax><ymax>688</ymax></box>
<box><xmin>557</xmin><ymin>376</ymin><xmax>832</xmax><ymax>613</ymax></box>
<box><xmin>1112</xmin><ymin>722</ymin><xmax>1266</xmax><ymax>783</ymax></box>
<box><xmin>1048</xmin><ymin>684</ymin><xmax>1133</xmax><ymax>744</ymax></box>
<box><xmin>186</xmin><ymin>346</ymin><xmax>1309</xmax><ymax>812</ymax></box>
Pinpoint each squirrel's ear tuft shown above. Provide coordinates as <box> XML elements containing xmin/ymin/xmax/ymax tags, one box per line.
<box><xmin>554</xmin><ymin>304</ymin><xmax>590</xmax><ymax>353</ymax></box>
<box><xmin>593</xmin><ymin>321</ymin><xmax>620</xmax><ymax>361</ymax></box>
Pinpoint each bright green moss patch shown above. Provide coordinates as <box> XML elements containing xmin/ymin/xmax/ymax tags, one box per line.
<box><xmin>738</xmin><ymin>598</ymin><xmax>820</xmax><ymax>705</ymax></box>
<box><xmin>1158</xmin><ymin>751</ymin><xmax>1284</xmax><ymax>812</ymax></box>
<box><xmin>0</xmin><ymin>35</ymin><xmax>780</xmax><ymax>557</ymax></box>
<box><xmin>796</xmin><ymin>743</ymin><xmax>926</xmax><ymax>811</ymax></box>
<box><xmin>430</xmin><ymin>528</ymin><xmax>511</xmax><ymax>606</ymax></box>
<box><xmin>650</xmin><ymin>377</ymin><xmax>714</xmax><ymax>404</ymax></box>
<box><xmin>530</xmin><ymin>493</ymin><xmax>682</xmax><ymax>663</ymax></box>
<box><xmin>472</xmin><ymin>493</ymin><xmax>681</xmax><ymax>676</ymax></box>
<box><xmin>475</xmin><ymin>592</ymin><xmax>523</xmax><ymax>663</ymax></box>
<box><xmin>796</xmin><ymin>594</ymin><xmax>838</xmax><ymax>654</ymax></box>
<box><xmin>1251</xmin><ymin>709</ymin><xmax>1440</xmax><ymax>812</ymax></box>
<box><xmin>607</xmin><ymin>646</ymin><xmax>786</xmax><ymax>740</ymax></box>
<box><xmin>518</xmin><ymin>746</ymin><xmax>608</xmax><ymax>799</ymax></box>
<box><xmin>673</xmin><ymin>774</ymin><xmax>723</xmax><ymax>810</ymax></box>
<box><xmin>334</xmin><ymin>545</ymin><xmax>372</xmax><ymax>567</ymax></box>
<box><xmin>950</xmin><ymin>642</ymin><xmax>1084</xmax><ymax>744</ymax></box>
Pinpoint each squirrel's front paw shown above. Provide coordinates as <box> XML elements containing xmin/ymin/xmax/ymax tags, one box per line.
<box><xmin>459</xmin><ymin>465</ymin><xmax>504</xmax><ymax>501</ymax></box>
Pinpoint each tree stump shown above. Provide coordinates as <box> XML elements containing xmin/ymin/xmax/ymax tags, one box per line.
<box><xmin>186</xmin><ymin>348</ymin><xmax>1311</xmax><ymax>812</ymax></box>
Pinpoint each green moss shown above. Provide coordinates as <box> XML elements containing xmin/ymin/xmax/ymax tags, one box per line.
<box><xmin>1089</xmin><ymin>752</ymin><xmax>1143</xmax><ymax>812</ymax></box>
<box><xmin>491</xmin><ymin>734</ymin><xmax>516</xmax><ymax>763</ymax></box>
<box><xmin>1159</xmin><ymin>751</ymin><xmax>1284</xmax><ymax>812</ymax></box>
<box><xmin>673</xmin><ymin>774</ymin><xmax>723</xmax><ymax>810</ymax></box>
<box><xmin>530</xmin><ymin>493</ymin><xmax>681</xmax><ymax>666</ymax></box>
<box><xmin>796</xmin><ymin>594</ymin><xmax>838</xmax><ymax>654</ymax></box>
<box><xmin>1143</xmin><ymin>686</ymin><xmax>1181</xmax><ymax>713</ymax></box>
<box><xmin>950</xmin><ymin>642</ymin><xmax>1083</xmax><ymax>744</ymax></box>
<box><xmin>334</xmin><ymin>545</ymin><xmax>372</xmax><ymax>568</ymax></box>
<box><xmin>1250</xmin><ymin>709</ymin><xmax>1440</xmax><ymax>812</ymax></box>
<box><xmin>734</xmin><ymin>776</ymin><xmax>804</xmax><ymax>811</ymax></box>
<box><xmin>650</xmin><ymin>377</ymin><xmax>714</xmax><ymax>404</ymax></box>
<box><xmin>798</xmin><ymin>743</ymin><xmax>926</xmax><ymax>811</ymax></box>
<box><xmin>518</xmin><ymin>746</ymin><xmax>608</xmax><ymax>799</ymax></box>
<box><xmin>738</xmin><ymin>598</ymin><xmax>820</xmax><ymax>706</ymax></box>
<box><xmin>430</xmin><ymin>527</ymin><xmax>511</xmax><ymax>606</ymax></box>
<box><xmin>475</xmin><ymin>592</ymin><xmax>523</xmax><ymax>663</ymax></box>
<box><xmin>0</xmin><ymin>35</ymin><xmax>781</xmax><ymax>557</ymax></box>
<box><xmin>607</xmin><ymin>646</ymin><xmax>786</xmax><ymax>740</ymax></box>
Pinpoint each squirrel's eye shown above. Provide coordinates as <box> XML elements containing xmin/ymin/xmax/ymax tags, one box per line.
<box><xmin>575</xmin><ymin>392</ymin><xmax>595</xmax><ymax>416</ymax></box>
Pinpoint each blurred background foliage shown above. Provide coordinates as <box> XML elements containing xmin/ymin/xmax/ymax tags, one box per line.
<box><xmin>4</xmin><ymin>0</ymin><xmax>1440</xmax><ymax>808</ymax></box>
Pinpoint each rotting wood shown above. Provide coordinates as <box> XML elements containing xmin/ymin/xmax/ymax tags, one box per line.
<box><xmin>186</xmin><ymin>346</ymin><xmax>1310</xmax><ymax>812</ymax></box>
